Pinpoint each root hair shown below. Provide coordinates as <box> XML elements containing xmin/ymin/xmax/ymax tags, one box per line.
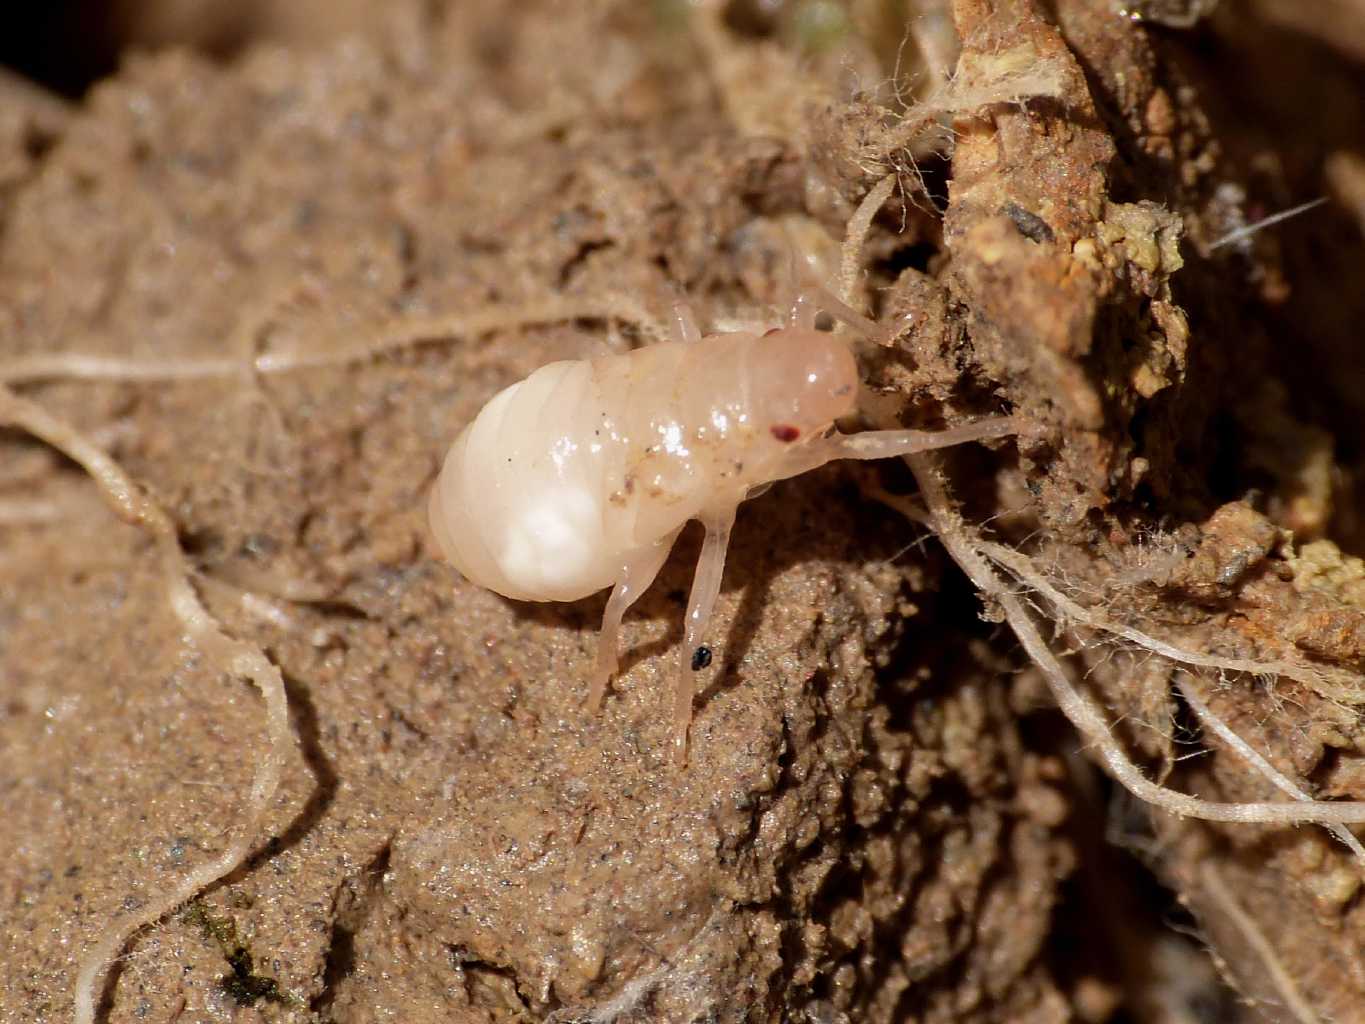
<box><xmin>881</xmin><ymin>462</ymin><xmax>1365</xmax><ymax>827</ymax></box>
<box><xmin>0</xmin><ymin>295</ymin><xmax>667</xmax><ymax>387</ymax></box>
<box><xmin>0</xmin><ymin>384</ymin><xmax>296</xmax><ymax>1024</ymax></box>
<box><xmin>1199</xmin><ymin>862</ymin><xmax>1323</xmax><ymax>1024</ymax></box>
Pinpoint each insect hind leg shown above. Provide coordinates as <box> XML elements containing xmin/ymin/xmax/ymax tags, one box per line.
<box><xmin>671</xmin><ymin>506</ymin><xmax>737</xmax><ymax>764</ymax></box>
<box><xmin>589</xmin><ymin>535</ymin><xmax>677</xmax><ymax>712</ymax></box>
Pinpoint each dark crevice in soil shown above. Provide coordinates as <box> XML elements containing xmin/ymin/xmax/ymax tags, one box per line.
<box><xmin>313</xmin><ymin>841</ymin><xmax>392</xmax><ymax>1014</ymax></box>
<box><xmin>0</xmin><ymin>3</ymin><xmax>121</xmax><ymax>98</ymax></box>
<box><xmin>241</xmin><ymin>673</ymin><xmax>338</xmax><ymax>873</ymax></box>
<box><xmin>449</xmin><ymin>946</ymin><xmax>539</xmax><ymax>1014</ymax></box>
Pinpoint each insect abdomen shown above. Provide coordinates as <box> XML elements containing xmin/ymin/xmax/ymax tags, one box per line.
<box><xmin>430</xmin><ymin>359</ymin><xmax>621</xmax><ymax>602</ymax></box>
<box><xmin>429</xmin><ymin>335</ymin><xmax>773</xmax><ymax>603</ymax></box>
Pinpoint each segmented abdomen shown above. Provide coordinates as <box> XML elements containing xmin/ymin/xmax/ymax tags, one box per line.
<box><xmin>429</xmin><ymin>335</ymin><xmax>767</xmax><ymax>603</ymax></box>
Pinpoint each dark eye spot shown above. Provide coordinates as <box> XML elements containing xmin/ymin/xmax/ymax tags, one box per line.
<box><xmin>770</xmin><ymin>424</ymin><xmax>800</xmax><ymax>442</ymax></box>
<box><xmin>691</xmin><ymin>646</ymin><xmax>713</xmax><ymax>671</ymax></box>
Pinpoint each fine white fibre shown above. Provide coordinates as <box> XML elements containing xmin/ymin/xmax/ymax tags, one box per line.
<box><xmin>1176</xmin><ymin>675</ymin><xmax>1365</xmax><ymax>868</ymax></box>
<box><xmin>1199</xmin><ymin>862</ymin><xmax>1323</xmax><ymax>1024</ymax></box>
<box><xmin>1209</xmin><ymin>196</ymin><xmax>1329</xmax><ymax>252</ymax></box>
<box><xmin>892</xmin><ymin>462</ymin><xmax>1365</xmax><ymax>827</ymax></box>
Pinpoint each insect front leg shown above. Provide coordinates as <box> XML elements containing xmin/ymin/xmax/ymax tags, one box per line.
<box><xmin>785</xmin><ymin>281</ymin><xmax>890</xmax><ymax>343</ymax></box>
<box><xmin>672</xmin><ymin>505</ymin><xmax>738</xmax><ymax>764</ymax></box>
<box><xmin>589</xmin><ymin>533</ymin><xmax>680</xmax><ymax>712</ymax></box>
<box><xmin>831</xmin><ymin>416</ymin><xmax>1017</xmax><ymax>460</ymax></box>
<box><xmin>773</xmin><ymin>416</ymin><xmax>1018</xmax><ymax>481</ymax></box>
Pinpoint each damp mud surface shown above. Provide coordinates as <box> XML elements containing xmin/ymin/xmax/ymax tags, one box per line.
<box><xmin>4</xmin><ymin>2</ymin><xmax>1365</xmax><ymax>1021</ymax></box>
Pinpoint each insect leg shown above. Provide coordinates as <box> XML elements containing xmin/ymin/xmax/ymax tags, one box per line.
<box><xmin>769</xmin><ymin>417</ymin><xmax>1017</xmax><ymax>482</ymax></box>
<box><xmin>793</xmin><ymin>282</ymin><xmax>890</xmax><ymax>342</ymax></box>
<box><xmin>788</xmin><ymin>290</ymin><xmax>818</xmax><ymax>330</ymax></box>
<box><xmin>672</xmin><ymin>506</ymin><xmax>738</xmax><ymax>763</ymax></box>
<box><xmin>671</xmin><ymin>301</ymin><xmax>702</xmax><ymax>345</ymax></box>
<box><xmin>830</xmin><ymin>416</ymin><xmax>1017</xmax><ymax>460</ymax></box>
<box><xmin>588</xmin><ymin>536</ymin><xmax>678</xmax><ymax>712</ymax></box>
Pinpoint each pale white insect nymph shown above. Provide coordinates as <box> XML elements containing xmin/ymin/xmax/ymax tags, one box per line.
<box><xmin>428</xmin><ymin>294</ymin><xmax>1014</xmax><ymax>760</ymax></box>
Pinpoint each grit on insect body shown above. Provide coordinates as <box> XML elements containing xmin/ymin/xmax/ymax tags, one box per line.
<box><xmin>428</xmin><ymin>294</ymin><xmax>1015</xmax><ymax>760</ymax></box>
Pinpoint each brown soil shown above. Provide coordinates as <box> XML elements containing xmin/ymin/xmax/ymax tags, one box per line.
<box><xmin>3</xmin><ymin>1</ymin><xmax>1365</xmax><ymax>1022</ymax></box>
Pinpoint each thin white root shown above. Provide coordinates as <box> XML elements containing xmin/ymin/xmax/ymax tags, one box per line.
<box><xmin>0</xmin><ymin>352</ymin><xmax>245</xmax><ymax>384</ymax></box>
<box><xmin>0</xmin><ymin>385</ymin><xmax>296</xmax><ymax>1024</ymax></box>
<box><xmin>1176</xmin><ymin>675</ymin><xmax>1365</xmax><ymax>868</ymax></box>
<box><xmin>1199</xmin><ymin>862</ymin><xmax>1323</xmax><ymax>1024</ymax></box>
<box><xmin>979</xmin><ymin>539</ymin><xmax>1365</xmax><ymax>705</ymax></box>
<box><xmin>840</xmin><ymin>173</ymin><xmax>898</xmax><ymax>312</ymax></box>
<box><xmin>897</xmin><ymin>453</ymin><xmax>1365</xmax><ymax>826</ymax></box>
<box><xmin>0</xmin><ymin>296</ymin><xmax>667</xmax><ymax>386</ymax></box>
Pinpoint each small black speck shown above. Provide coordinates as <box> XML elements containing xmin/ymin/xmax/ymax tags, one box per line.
<box><xmin>691</xmin><ymin>646</ymin><xmax>713</xmax><ymax>671</ymax></box>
